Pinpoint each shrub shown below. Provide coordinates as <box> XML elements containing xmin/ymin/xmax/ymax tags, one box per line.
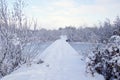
<box><xmin>87</xmin><ymin>35</ymin><xmax>120</xmax><ymax>80</ymax></box>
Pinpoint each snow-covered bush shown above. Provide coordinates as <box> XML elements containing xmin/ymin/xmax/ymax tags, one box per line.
<box><xmin>87</xmin><ymin>35</ymin><xmax>120</xmax><ymax>80</ymax></box>
<box><xmin>0</xmin><ymin>31</ymin><xmax>24</xmax><ymax>77</ymax></box>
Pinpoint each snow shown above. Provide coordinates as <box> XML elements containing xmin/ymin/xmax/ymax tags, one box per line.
<box><xmin>33</xmin><ymin>35</ymin><xmax>80</xmax><ymax>63</ymax></box>
<box><xmin>109</xmin><ymin>35</ymin><xmax>120</xmax><ymax>43</ymax></box>
<box><xmin>22</xmin><ymin>42</ymin><xmax>51</xmax><ymax>62</ymax></box>
<box><xmin>1</xmin><ymin>36</ymin><xmax>104</xmax><ymax>80</ymax></box>
<box><xmin>60</xmin><ymin>35</ymin><xmax>67</xmax><ymax>40</ymax></box>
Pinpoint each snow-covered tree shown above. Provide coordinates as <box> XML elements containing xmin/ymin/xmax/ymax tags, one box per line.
<box><xmin>0</xmin><ymin>0</ymin><xmax>28</xmax><ymax>78</ymax></box>
<box><xmin>114</xmin><ymin>16</ymin><xmax>120</xmax><ymax>30</ymax></box>
<box><xmin>0</xmin><ymin>32</ymin><xmax>23</xmax><ymax>77</ymax></box>
<box><xmin>87</xmin><ymin>35</ymin><xmax>120</xmax><ymax>80</ymax></box>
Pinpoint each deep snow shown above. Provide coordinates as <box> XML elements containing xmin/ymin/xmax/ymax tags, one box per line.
<box><xmin>1</xmin><ymin>36</ymin><xmax>104</xmax><ymax>80</ymax></box>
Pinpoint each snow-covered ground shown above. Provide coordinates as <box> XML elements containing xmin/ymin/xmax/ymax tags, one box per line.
<box><xmin>22</xmin><ymin>41</ymin><xmax>103</xmax><ymax>60</ymax></box>
<box><xmin>22</xmin><ymin>42</ymin><xmax>52</xmax><ymax>61</ymax></box>
<box><xmin>1</xmin><ymin>37</ymin><xmax>104</xmax><ymax>80</ymax></box>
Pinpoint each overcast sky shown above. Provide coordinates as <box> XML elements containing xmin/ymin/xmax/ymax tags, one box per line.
<box><xmin>20</xmin><ymin>0</ymin><xmax>120</xmax><ymax>29</ymax></box>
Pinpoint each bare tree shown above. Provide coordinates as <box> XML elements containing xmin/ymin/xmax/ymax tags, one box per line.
<box><xmin>0</xmin><ymin>0</ymin><xmax>25</xmax><ymax>77</ymax></box>
<box><xmin>13</xmin><ymin>0</ymin><xmax>25</xmax><ymax>28</ymax></box>
<box><xmin>0</xmin><ymin>0</ymin><xmax>8</xmax><ymax>26</ymax></box>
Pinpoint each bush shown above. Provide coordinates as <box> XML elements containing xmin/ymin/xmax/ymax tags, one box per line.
<box><xmin>87</xmin><ymin>35</ymin><xmax>120</xmax><ymax>80</ymax></box>
<box><xmin>0</xmin><ymin>33</ymin><xmax>24</xmax><ymax>78</ymax></box>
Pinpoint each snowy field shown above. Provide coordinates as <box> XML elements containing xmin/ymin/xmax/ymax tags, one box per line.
<box><xmin>1</xmin><ymin>39</ymin><xmax>104</xmax><ymax>80</ymax></box>
<box><xmin>22</xmin><ymin>41</ymin><xmax>103</xmax><ymax>59</ymax></box>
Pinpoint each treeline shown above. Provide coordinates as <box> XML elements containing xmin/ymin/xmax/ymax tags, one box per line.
<box><xmin>30</xmin><ymin>16</ymin><xmax>120</xmax><ymax>43</ymax></box>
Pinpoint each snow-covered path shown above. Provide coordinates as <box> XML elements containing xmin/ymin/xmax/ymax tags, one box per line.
<box><xmin>1</xmin><ymin>37</ymin><xmax>104</xmax><ymax>80</ymax></box>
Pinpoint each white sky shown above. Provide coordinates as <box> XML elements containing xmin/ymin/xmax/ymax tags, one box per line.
<box><xmin>14</xmin><ymin>0</ymin><xmax>120</xmax><ymax>29</ymax></box>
